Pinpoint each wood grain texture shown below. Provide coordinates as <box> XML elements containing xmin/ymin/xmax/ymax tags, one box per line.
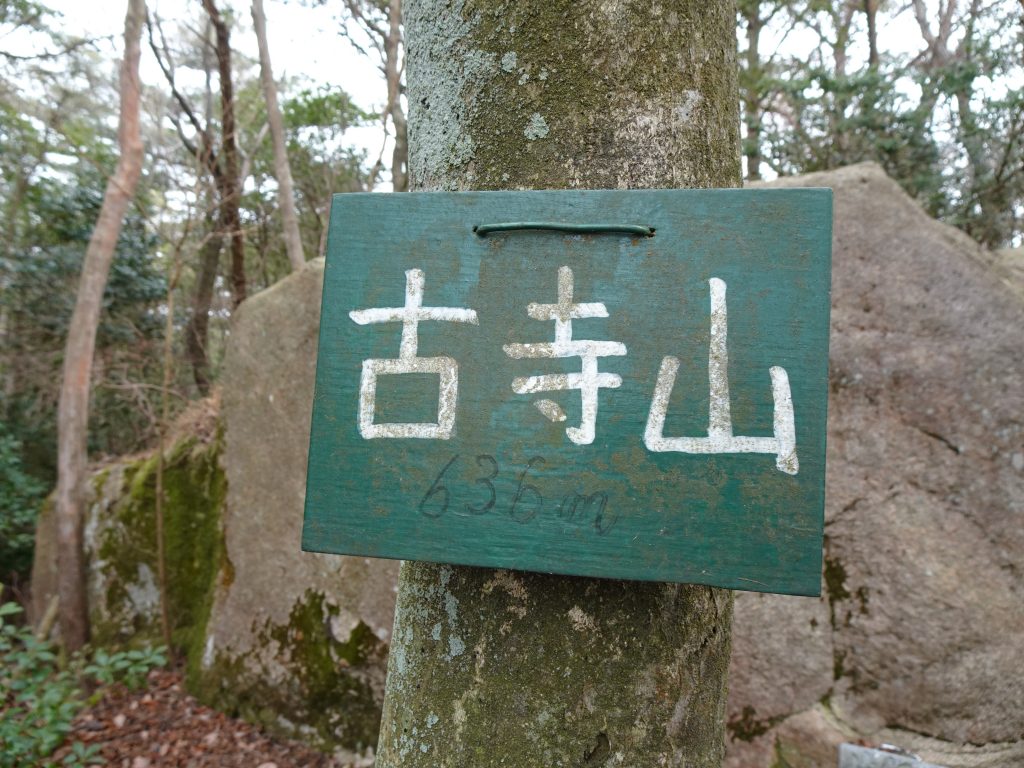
<box><xmin>303</xmin><ymin>188</ymin><xmax>831</xmax><ymax>596</ymax></box>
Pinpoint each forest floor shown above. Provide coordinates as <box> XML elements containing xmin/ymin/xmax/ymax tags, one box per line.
<box><xmin>52</xmin><ymin>668</ymin><xmax>348</xmax><ymax>768</ymax></box>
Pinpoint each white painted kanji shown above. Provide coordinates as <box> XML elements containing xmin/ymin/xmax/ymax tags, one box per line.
<box><xmin>349</xmin><ymin>269</ymin><xmax>478</xmax><ymax>439</ymax></box>
<box><xmin>503</xmin><ymin>266</ymin><xmax>627</xmax><ymax>445</ymax></box>
<box><xmin>644</xmin><ymin>278</ymin><xmax>798</xmax><ymax>474</ymax></box>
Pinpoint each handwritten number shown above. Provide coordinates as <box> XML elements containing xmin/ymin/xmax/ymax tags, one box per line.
<box><xmin>422</xmin><ymin>454</ymin><xmax>612</xmax><ymax>533</ymax></box>
<box><xmin>465</xmin><ymin>455</ymin><xmax>498</xmax><ymax>515</ymax></box>
<box><xmin>419</xmin><ymin>454</ymin><xmax>459</xmax><ymax>518</ymax></box>
<box><xmin>509</xmin><ymin>456</ymin><xmax>545</xmax><ymax>524</ymax></box>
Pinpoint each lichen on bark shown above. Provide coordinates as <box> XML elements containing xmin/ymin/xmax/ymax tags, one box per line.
<box><xmin>379</xmin><ymin>2</ymin><xmax>741</xmax><ymax>765</ymax></box>
<box><xmin>405</xmin><ymin>0</ymin><xmax>740</xmax><ymax>193</ymax></box>
<box><xmin>379</xmin><ymin>565</ymin><xmax>734</xmax><ymax>766</ymax></box>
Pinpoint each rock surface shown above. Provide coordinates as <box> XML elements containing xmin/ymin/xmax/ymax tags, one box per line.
<box><xmin>987</xmin><ymin>246</ymin><xmax>1023</xmax><ymax>297</ymax></box>
<box><xmin>193</xmin><ymin>257</ymin><xmax>399</xmax><ymax>759</ymax></box>
<box><xmin>32</xmin><ymin>426</ymin><xmax>224</xmax><ymax>660</ymax></box>
<box><xmin>726</xmin><ymin>163</ymin><xmax>1024</xmax><ymax>767</ymax></box>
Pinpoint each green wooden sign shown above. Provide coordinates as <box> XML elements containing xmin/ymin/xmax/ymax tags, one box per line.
<box><xmin>303</xmin><ymin>189</ymin><xmax>832</xmax><ymax>596</ymax></box>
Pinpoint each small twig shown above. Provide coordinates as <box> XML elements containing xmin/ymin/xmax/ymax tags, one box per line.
<box><xmin>36</xmin><ymin>595</ymin><xmax>60</xmax><ymax>641</ymax></box>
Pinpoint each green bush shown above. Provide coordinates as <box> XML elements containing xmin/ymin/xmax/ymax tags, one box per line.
<box><xmin>0</xmin><ymin>429</ymin><xmax>47</xmax><ymax>582</ymax></box>
<box><xmin>0</xmin><ymin>602</ymin><xmax>166</xmax><ymax>768</ymax></box>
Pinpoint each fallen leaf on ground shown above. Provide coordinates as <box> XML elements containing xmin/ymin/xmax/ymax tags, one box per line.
<box><xmin>51</xmin><ymin>669</ymin><xmax>346</xmax><ymax>768</ymax></box>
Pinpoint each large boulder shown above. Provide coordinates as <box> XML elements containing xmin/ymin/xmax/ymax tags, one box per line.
<box><xmin>31</xmin><ymin>406</ymin><xmax>225</xmax><ymax>662</ymax></box>
<box><xmin>726</xmin><ymin>163</ymin><xmax>1024</xmax><ymax>767</ymax></box>
<box><xmin>192</xmin><ymin>258</ymin><xmax>399</xmax><ymax>762</ymax></box>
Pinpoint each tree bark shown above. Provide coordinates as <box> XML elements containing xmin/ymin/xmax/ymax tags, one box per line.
<box><xmin>829</xmin><ymin>2</ymin><xmax>856</xmax><ymax>165</ymax></box>
<box><xmin>384</xmin><ymin>0</ymin><xmax>407</xmax><ymax>192</ymax></box>
<box><xmin>185</xmin><ymin>207</ymin><xmax>222</xmax><ymax>396</ymax></box>
<box><xmin>149</xmin><ymin>16</ymin><xmax>223</xmax><ymax>391</ymax></box>
<box><xmin>376</xmin><ymin>2</ymin><xmax>739</xmax><ymax>765</ymax></box>
<box><xmin>155</xmin><ymin>250</ymin><xmax>184</xmax><ymax>653</ymax></box>
<box><xmin>251</xmin><ymin>0</ymin><xmax>305</xmax><ymax>270</ymax></box>
<box><xmin>202</xmin><ymin>0</ymin><xmax>246</xmax><ymax>308</ymax></box>
<box><xmin>864</xmin><ymin>0</ymin><xmax>879</xmax><ymax>69</ymax></box>
<box><xmin>342</xmin><ymin>0</ymin><xmax>408</xmax><ymax>191</ymax></box>
<box><xmin>54</xmin><ymin>0</ymin><xmax>146</xmax><ymax>652</ymax></box>
<box><xmin>741</xmin><ymin>2</ymin><xmax>764</xmax><ymax>181</ymax></box>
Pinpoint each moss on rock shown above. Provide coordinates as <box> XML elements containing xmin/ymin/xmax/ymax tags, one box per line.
<box><xmin>87</xmin><ymin>431</ymin><xmax>226</xmax><ymax>669</ymax></box>
<box><xmin>190</xmin><ymin>590</ymin><xmax>387</xmax><ymax>755</ymax></box>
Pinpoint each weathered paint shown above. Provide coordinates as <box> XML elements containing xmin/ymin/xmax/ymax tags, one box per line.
<box><xmin>303</xmin><ymin>188</ymin><xmax>831</xmax><ymax>596</ymax></box>
<box><xmin>349</xmin><ymin>268</ymin><xmax>479</xmax><ymax>440</ymax></box>
<box><xmin>643</xmin><ymin>279</ymin><xmax>799</xmax><ymax>476</ymax></box>
<box><xmin>503</xmin><ymin>265</ymin><xmax>628</xmax><ymax>446</ymax></box>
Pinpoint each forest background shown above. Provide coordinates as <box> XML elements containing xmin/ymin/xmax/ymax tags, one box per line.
<box><xmin>0</xmin><ymin>0</ymin><xmax>1022</xmax><ymax>606</ymax></box>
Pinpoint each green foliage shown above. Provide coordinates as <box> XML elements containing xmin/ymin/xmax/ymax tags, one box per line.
<box><xmin>762</xmin><ymin>65</ymin><xmax>943</xmax><ymax>206</ymax></box>
<box><xmin>740</xmin><ymin>0</ymin><xmax>1024</xmax><ymax>248</ymax></box>
<box><xmin>60</xmin><ymin>742</ymin><xmax>104</xmax><ymax>767</ymax></box>
<box><xmin>243</xmin><ymin>81</ymin><xmax>369</xmax><ymax>281</ymax></box>
<box><xmin>0</xmin><ymin>1</ymin><xmax>50</xmax><ymax>30</ymax></box>
<box><xmin>2</xmin><ymin>6</ymin><xmax>375</xmax><ymax>487</ymax></box>
<box><xmin>82</xmin><ymin>646</ymin><xmax>168</xmax><ymax>691</ymax></box>
<box><xmin>11</xmin><ymin>173</ymin><xmax>164</xmax><ymax>345</ymax></box>
<box><xmin>0</xmin><ymin>602</ymin><xmax>167</xmax><ymax>768</ymax></box>
<box><xmin>283</xmin><ymin>85</ymin><xmax>367</xmax><ymax>132</ymax></box>
<box><xmin>1</xmin><ymin>167</ymin><xmax>166</xmax><ymax>490</ymax></box>
<box><xmin>0</xmin><ymin>427</ymin><xmax>46</xmax><ymax>582</ymax></box>
<box><xmin>1</xmin><ymin>0</ymin><xmax>169</xmax><ymax>508</ymax></box>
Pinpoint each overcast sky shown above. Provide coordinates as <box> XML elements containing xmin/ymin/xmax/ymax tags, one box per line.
<box><xmin>38</xmin><ymin>0</ymin><xmax>388</xmax><ymax>164</ymax></box>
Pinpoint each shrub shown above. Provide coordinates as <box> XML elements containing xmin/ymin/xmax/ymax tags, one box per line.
<box><xmin>0</xmin><ymin>602</ymin><xmax>166</xmax><ymax>768</ymax></box>
<box><xmin>0</xmin><ymin>431</ymin><xmax>47</xmax><ymax>583</ymax></box>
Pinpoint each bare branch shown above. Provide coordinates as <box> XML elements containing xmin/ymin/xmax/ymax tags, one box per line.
<box><xmin>912</xmin><ymin>0</ymin><xmax>937</xmax><ymax>47</ymax></box>
<box><xmin>239</xmin><ymin>120</ymin><xmax>269</xmax><ymax>183</ymax></box>
<box><xmin>0</xmin><ymin>36</ymin><xmax>98</xmax><ymax>62</ymax></box>
<box><xmin>146</xmin><ymin>14</ymin><xmax>206</xmax><ymax>144</ymax></box>
<box><xmin>939</xmin><ymin>0</ymin><xmax>959</xmax><ymax>44</ymax></box>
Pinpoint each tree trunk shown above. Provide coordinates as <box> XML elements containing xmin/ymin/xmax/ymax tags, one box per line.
<box><xmin>864</xmin><ymin>0</ymin><xmax>879</xmax><ymax>69</ymax></box>
<box><xmin>203</xmin><ymin>0</ymin><xmax>246</xmax><ymax>308</ymax></box>
<box><xmin>54</xmin><ymin>0</ymin><xmax>146</xmax><ymax>652</ymax></box>
<box><xmin>187</xmin><ymin>25</ymin><xmax>221</xmax><ymax>395</ymax></box>
<box><xmin>185</xmin><ymin>207</ymin><xmax>222</xmax><ymax>396</ymax></box>
<box><xmin>376</xmin><ymin>2</ymin><xmax>739</xmax><ymax>765</ymax></box>
<box><xmin>251</xmin><ymin>0</ymin><xmax>305</xmax><ymax>270</ymax></box>
<box><xmin>952</xmin><ymin>0</ymin><xmax>1003</xmax><ymax>247</ymax></box>
<box><xmin>829</xmin><ymin>3</ymin><xmax>856</xmax><ymax>165</ymax></box>
<box><xmin>742</xmin><ymin>4</ymin><xmax>764</xmax><ymax>181</ymax></box>
<box><xmin>384</xmin><ymin>0</ymin><xmax>407</xmax><ymax>192</ymax></box>
<box><xmin>155</xmin><ymin>251</ymin><xmax>184</xmax><ymax>653</ymax></box>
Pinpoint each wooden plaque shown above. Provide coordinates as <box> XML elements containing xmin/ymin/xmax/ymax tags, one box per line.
<box><xmin>303</xmin><ymin>189</ymin><xmax>832</xmax><ymax>595</ymax></box>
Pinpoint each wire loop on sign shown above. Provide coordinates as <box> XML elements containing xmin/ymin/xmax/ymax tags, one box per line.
<box><xmin>473</xmin><ymin>222</ymin><xmax>655</xmax><ymax>238</ymax></box>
